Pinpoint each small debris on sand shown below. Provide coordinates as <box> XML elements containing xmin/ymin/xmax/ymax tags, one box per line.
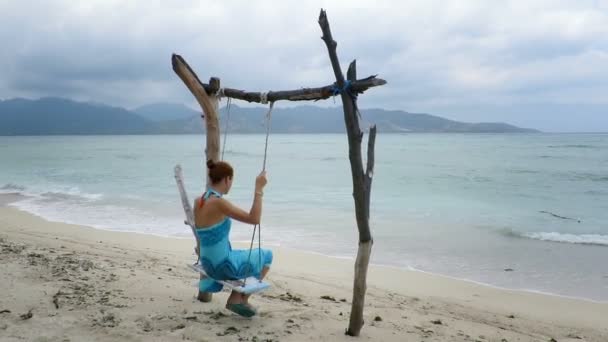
<box><xmin>210</xmin><ymin>311</ymin><xmax>228</xmax><ymax>320</ymax></box>
<box><xmin>20</xmin><ymin>309</ymin><xmax>33</xmax><ymax>320</ymax></box>
<box><xmin>217</xmin><ymin>326</ymin><xmax>239</xmax><ymax>336</ymax></box>
<box><xmin>171</xmin><ymin>323</ymin><xmax>186</xmax><ymax>331</ymax></box>
<box><xmin>566</xmin><ymin>333</ymin><xmax>583</xmax><ymax>339</ymax></box>
<box><xmin>53</xmin><ymin>291</ymin><xmax>61</xmax><ymax>309</ymax></box>
<box><xmin>279</xmin><ymin>292</ymin><xmax>302</xmax><ymax>303</ymax></box>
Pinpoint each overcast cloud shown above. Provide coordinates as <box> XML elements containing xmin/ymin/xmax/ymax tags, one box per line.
<box><xmin>1</xmin><ymin>0</ymin><xmax>607</xmax><ymax>131</ymax></box>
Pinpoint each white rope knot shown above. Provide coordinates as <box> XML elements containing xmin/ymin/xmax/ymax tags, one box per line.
<box><xmin>260</xmin><ymin>92</ymin><xmax>268</xmax><ymax>104</ymax></box>
<box><xmin>216</xmin><ymin>88</ymin><xmax>225</xmax><ymax>99</ymax></box>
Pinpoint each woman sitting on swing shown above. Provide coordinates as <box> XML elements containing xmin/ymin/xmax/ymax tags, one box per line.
<box><xmin>194</xmin><ymin>159</ymin><xmax>273</xmax><ymax>317</ymax></box>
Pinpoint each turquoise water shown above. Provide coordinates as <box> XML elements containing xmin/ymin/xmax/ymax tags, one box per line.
<box><xmin>1</xmin><ymin>134</ymin><xmax>607</xmax><ymax>300</ymax></box>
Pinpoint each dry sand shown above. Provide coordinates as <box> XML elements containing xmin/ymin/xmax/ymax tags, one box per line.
<box><xmin>1</xmin><ymin>202</ymin><xmax>607</xmax><ymax>341</ymax></box>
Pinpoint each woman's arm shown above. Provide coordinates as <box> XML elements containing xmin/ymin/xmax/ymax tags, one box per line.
<box><xmin>218</xmin><ymin>171</ymin><xmax>267</xmax><ymax>225</ymax></box>
<box><xmin>218</xmin><ymin>192</ymin><xmax>263</xmax><ymax>225</ymax></box>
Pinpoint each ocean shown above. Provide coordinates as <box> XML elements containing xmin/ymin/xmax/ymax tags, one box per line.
<box><xmin>1</xmin><ymin>133</ymin><xmax>607</xmax><ymax>301</ymax></box>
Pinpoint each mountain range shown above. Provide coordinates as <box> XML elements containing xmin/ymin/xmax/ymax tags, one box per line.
<box><xmin>0</xmin><ymin>97</ymin><xmax>538</xmax><ymax>135</ymax></box>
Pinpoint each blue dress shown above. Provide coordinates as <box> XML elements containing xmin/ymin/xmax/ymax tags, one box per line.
<box><xmin>196</xmin><ymin>189</ymin><xmax>273</xmax><ymax>293</ymax></box>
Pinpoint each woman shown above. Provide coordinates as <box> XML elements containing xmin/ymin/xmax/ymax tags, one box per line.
<box><xmin>194</xmin><ymin>159</ymin><xmax>272</xmax><ymax>317</ymax></box>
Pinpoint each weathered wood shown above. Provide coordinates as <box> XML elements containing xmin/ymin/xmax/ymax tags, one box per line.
<box><xmin>207</xmin><ymin>90</ymin><xmax>220</xmax><ymax>164</ymax></box>
<box><xmin>198</xmin><ymin>83</ymin><xmax>220</xmax><ymax>303</ymax></box>
<box><xmin>364</xmin><ymin>125</ymin><xmax>377</xmax><ymax>221</ymax></box>
<box><xmin>174</xmin><ymin>166</ymin><xmax>213</xmax><ymax>302</ymax></box>
<box><xmin>318</xmin><ymin>8</ymin><xmax>376</xmax><ymax>336</ymax></box>
<box><xmin>172</xmin><ymin>55</ymin><xmax>221</xmax><ymax>162</ymax></box>
<box><xmin>350</xmin><ymin>240</ymin><xmax>372</xmax><ymax>335</ymax></box>
<box><xmin>174</xmin><ymin>165</ymin><xmax>195</xmax><ymax>232</ymax></box>
<box><xmin>171</xmin><ymin>54</ymin><xmax>386</xmax><ymax>104</ymax></box>
<box><xmin>319</xmin><ymin>9</ymin><xmax>372</xmax><ymax>245</ymax></box>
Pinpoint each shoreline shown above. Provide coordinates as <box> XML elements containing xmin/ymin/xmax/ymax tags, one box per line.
<box><xmin>2</xmin><ymin>192</ymin><xmax>607</xmax><ymax>306</ymax></box>
<box><xmin>1</xmin><ymin>204</ymin><xmax>608</xmax><ymax>341</ymax></box>
<box><xmin>268</xmin><ymin>245</ymin><xmax>608</xmax><ymax>306</ymax></box>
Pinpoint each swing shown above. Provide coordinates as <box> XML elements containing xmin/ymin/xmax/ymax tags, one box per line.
<box><xmin>174</xmin><ymin>98</ymin><xmax>274</xmax><ymax>295</ymax></box>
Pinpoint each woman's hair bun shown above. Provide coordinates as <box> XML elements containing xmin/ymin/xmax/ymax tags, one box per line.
<box><xmin>207</xmin><ymin>160</ymin><xmax>234</xmax><ymax>184</ymax></box>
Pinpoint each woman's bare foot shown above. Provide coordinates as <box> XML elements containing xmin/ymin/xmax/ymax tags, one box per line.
<box><xmin>225</xmin><ymin>291</ymin><xmax>256</xmax><ymax>317</ymax></box>
<box><xmin>241</xmin><ymin>293</ymin><xmax>258</xmax><ymax>312</ymax></box>
<box><xmin>226</xmin><ymin>290</ymin><xmax>242</xmax><ymax>305</ymax></box>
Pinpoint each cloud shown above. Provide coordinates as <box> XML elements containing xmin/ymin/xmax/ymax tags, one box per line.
<box><xmin>1</xmin><ymin>0</ymin><xmax>607</xmax><ymax>131</ymax></box>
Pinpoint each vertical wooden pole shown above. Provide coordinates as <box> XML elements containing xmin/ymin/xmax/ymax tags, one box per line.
<box><xmin>198</xmin><ymin>77</ymin><xmax>221</xmax><ymax>302</ymax></box>
<box><xmin>204</xmin><ymin>77</ymin><xmax>221</xmax><ymax>164</ymax></box>
<box><xmin>172</xmin><ymin>55</ymin><xmax>222</xmax><ymax>302</ymax></box>
<box><xmin>318</xmin><ymin>10</ymin><xmax>376</xmax><ymax>336</ymax></box>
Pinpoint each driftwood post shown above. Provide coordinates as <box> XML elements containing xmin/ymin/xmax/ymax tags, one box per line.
<box><xmin>172</xmin><ymin>56</ymin><xmax>221</xmax><ymax>302</ymax></box>
<box><xmin>318</xmin><ymin>9</ymin><xmax>376</xmax><ymax>336</ymax></box>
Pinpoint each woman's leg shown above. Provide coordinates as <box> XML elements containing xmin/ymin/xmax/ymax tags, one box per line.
<box><xmin>227</xmin><ymin>266</ymin><xmax>269</xmax><ymax>305</ymax></box>
<box><xmin>259</xmin><ymin>266</ymin><xmax>270</xmax><ymax>280</ymax></box>
<box><xmin>242</xmin><ymin>266</ymin><xmax>270</xmax><ymax>304</ymax></box>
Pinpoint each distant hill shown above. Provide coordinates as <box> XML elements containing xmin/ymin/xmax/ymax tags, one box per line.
<box><xmin>360</xmin><ymin>108</ymin><xmax>538</xmax><ymax>133</ymax></box>
<box><xmin>162</xmin><ymin>104</ymin><xmax>538</xmax><ymax>133</ymax></box>
<box><xmin>133</xmin><ymin>103</ymin><xmax>199</xmax><ymax>121</ymax></box>
<box><xmin>0</xmin><ymin>98</ymin><xmax>538</xmax><ymax>135</ymax></box>
<box><xmin>0</xmin><ymin>97</ymin><xmax>154</xmax><ymax>135</ymax></box>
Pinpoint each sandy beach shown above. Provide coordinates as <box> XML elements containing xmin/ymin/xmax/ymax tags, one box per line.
<box><xmin>1</xmin><ymin>200</ymin><xmax>607</xmax><ymax>342</ymax></box>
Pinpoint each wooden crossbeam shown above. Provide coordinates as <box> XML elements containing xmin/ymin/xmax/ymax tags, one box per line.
<box><xmin>172</xmin><ymin>54</ymin><xmax>386</xmax><ymax>103</ymax></box>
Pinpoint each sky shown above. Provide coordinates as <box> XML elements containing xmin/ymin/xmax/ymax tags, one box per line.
<box><xmin>1</xmin><ymin>0</ymin><xmax>607</xmax><ymax>132</ymax></box>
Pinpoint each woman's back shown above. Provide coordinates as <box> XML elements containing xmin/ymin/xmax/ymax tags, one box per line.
<box><xmin>194</xmin><ymin>190</ymin><xmax>237</xmax><ymax>279</ymax></box>
<box><xmin>194</xmin><ymin>190</ymin><xmax>225</xmax><ymax>228</ymax></box>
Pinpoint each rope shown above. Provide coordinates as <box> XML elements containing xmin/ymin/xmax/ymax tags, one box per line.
<box><xmin>261</xmin><ymin>102</ymin><xmax>274</xmax><ymax>171</ymax></box>
<box><xmin>246</xmin><ymin>224</ymin><xmax>257</xmax><ymax>278</ymax></box>
<box><xmin>220</xmin><ymin>97</ymin><xmax>232</xmax><ymax>161</ymax></box>
<box><xmin>260</xmin><ymin>92</ymin><xmax>268</xmax><ymax>104</ymax></box>
<box><xmin>245</xmin><ymin>101</ymin><xmax>274</xmax><ymax>284</ymax></box>
<box><xmin>258</xmin><ymin>219</ymin><xmax>262</xmax><ymax>278</ymax></box>
<box><xmin>330</xmin><ymin>80</ymin><xmax>352</xmax><ymax>96</ymax></box>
